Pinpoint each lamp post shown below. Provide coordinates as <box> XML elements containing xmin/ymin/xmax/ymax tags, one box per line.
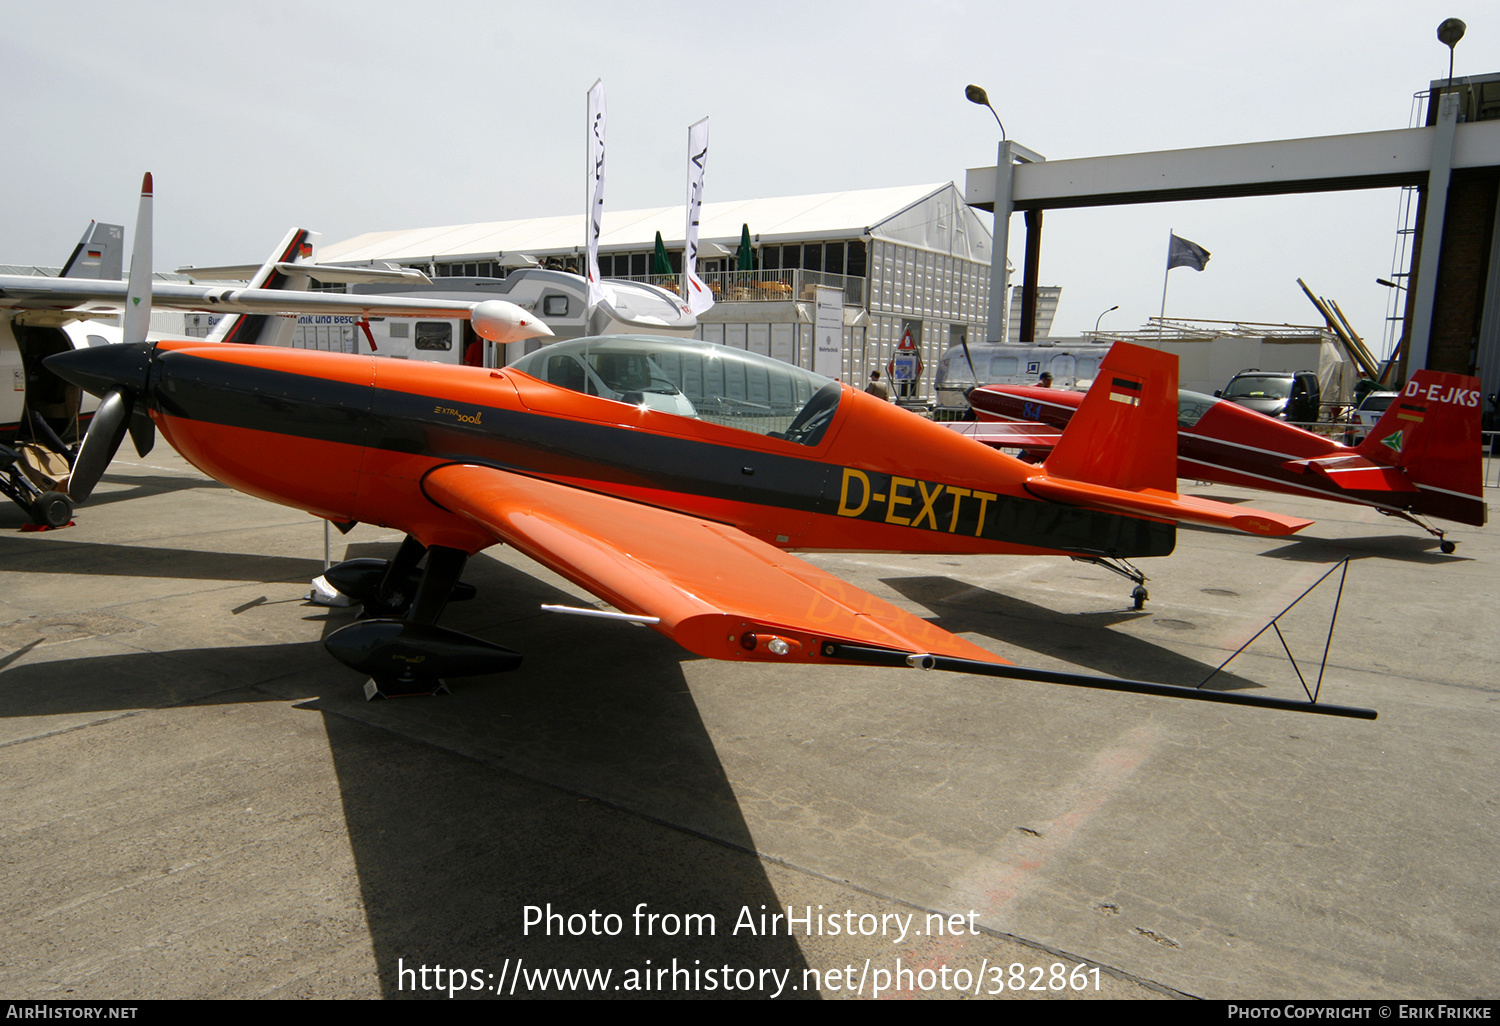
<box><xmin>964</xmin><ymin>84</ymin><xmax>1006</xmax><ymax>142</ymax></box>
<box><xmin>1437</xmin><ymin>18</ymin><xmax>1465</xmax><ymax>90</ymax></box>
<box><xmin>1094</xmin><ymin>304</ymin><xmax>1119</xmax><ymax>336</ymax></box>
<box><xmin>966</xmin><ymin>84</ymin><xmax>1012</xmax><ymax>345</ymax></box>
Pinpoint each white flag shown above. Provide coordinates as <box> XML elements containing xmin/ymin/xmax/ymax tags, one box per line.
<box><xmin>585</xmin><ymin>79</ymin><xmax>606</xmax><ymax>311</ymax></box>
<box><xmin>683</xmin><ymin>117</ymin><xmax>714</xmax><ymax>316</ymax></box>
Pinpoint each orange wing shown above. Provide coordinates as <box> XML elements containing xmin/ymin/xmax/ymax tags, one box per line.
<box><xmin>422</xmin><ymin>464</ymin><xmax>1008</xmax><ymax>667</ymax></box>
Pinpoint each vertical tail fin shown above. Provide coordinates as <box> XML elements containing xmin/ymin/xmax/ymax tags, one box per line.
<box><xmin>1356</xmin><ymin>369</ymin><xmax>1486</xmax><ymax>523</ymax></box>
<box><xmin>206</xmin><ymin>228</ymin><xmax>319</xmax><ymax>346</ymax></box>
<box><xmin>59</xmin><ymin>222</ymin><xmax>124</xmax><ymax>280</ymax></box>
<box><xmin>1043</xmin><ymin>341</ymin><xmax>1178</xmax><ymax>491</ymax></box>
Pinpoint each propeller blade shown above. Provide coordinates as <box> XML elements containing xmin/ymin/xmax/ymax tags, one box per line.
<box><xmin>122</xmin><ymin>173</ymin><xmax>153</xmax><ymax>346</ymax></box>
<box><xmin>67</xmin><ymin>387</ymin><xmax>132</xmax><ymax>502</ymax></box>
<box><xmin>128</xmin><ymin>407</ymin><xmax>155</xmax><ymax>458</ymax></box>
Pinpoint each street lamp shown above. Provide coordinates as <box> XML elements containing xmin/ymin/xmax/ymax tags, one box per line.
<box><xmin>966</xmin><ymin>83</ymin><xmax>1011</xmax><ymax>346</ymax></box>
<box><xmin>1437</xmin><ymin>18</ymin><xmax>1465</xmax><ymax>89</ymax></box>
<box><xmin>964</xmin><ymin>84</ymin><xmax>1005</xmax><ymax>142</ymax></box>
<box><xmin>1094</xmin><ymin>304</ymin><xmax>1119</xmax><ymax>335</ymax></box>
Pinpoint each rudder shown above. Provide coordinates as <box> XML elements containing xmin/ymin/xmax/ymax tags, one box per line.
<box><xmin>1356</xmin><ymin>370</ymin><xmax>1484</xmax><ymax>506</ymax></box>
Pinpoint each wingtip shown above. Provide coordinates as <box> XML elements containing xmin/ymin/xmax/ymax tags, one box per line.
<box><xmin>141</xmin><ymin>172</ymin><xmax>153</xmax><ymax>196</ymax></box>
<box><xmin>1230</xmin><ymin>512</ymin><xmax>1315</xmax><ymax>536</ymax></box>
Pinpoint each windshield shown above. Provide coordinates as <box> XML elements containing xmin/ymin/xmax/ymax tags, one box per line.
<box><xmin>1177</xmin><ymin>389</ymin><xmax>1219</xmax><ymax>429</ymax></box>
<box><xmin>510</xmin><ymin>336</ymin><xmax>842</xmax><ymax>446</ymax></box>
<box><xmin>1224</xmin><ymin>376</ymin><xmax>1292</xmax><ymax>400</ymax></box>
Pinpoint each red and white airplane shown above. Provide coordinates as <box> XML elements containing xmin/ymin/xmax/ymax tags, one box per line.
<box><xmin>953</xmin><ymin>365</ymin><xmax>1488</xmax><ymax>553</ymax></box>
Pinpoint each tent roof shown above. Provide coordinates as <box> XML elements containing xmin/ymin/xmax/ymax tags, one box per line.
<box><xmin>318</xmin><ymin>183</ymin><xmax>986</xmax><ymax>264</ymax></box>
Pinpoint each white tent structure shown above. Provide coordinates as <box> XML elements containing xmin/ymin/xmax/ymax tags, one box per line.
<box><xmin>319</xmin><ymin>184</ymin><xmax>995</xmax><ymax>392</ymax></box>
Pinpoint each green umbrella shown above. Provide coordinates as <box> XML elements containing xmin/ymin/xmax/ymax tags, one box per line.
<box><xmin>737</xmin><ymin>224</ymin><xmax>754</xmax><ymax>271</ymax></box>
<box><xmin>652</xmin><ymin>232</ymin><xmax>672</xmax><ymax>276</ymax></box>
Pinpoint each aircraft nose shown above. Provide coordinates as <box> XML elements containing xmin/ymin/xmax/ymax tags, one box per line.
<box><xmin>44</xmin><ymin>341</ymin><xmax>154</xmax><ymax>400</ymax></box>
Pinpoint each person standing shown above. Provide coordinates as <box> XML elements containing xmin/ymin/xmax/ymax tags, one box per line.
<box><xmin>865</xmin><ymin>370</ymin><xmax>892</xmax><ymax>401</ymax></box>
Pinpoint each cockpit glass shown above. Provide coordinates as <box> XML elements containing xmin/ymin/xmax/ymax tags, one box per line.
<box><xmin>1177</xmin><ymin>389</ymin><xmax>1218</xmax><ymax>428</ymax></box>
<box><xmin>510</xmin><ymin>336</ymin><xmax>842</xmax><ymax>446</ymax></box>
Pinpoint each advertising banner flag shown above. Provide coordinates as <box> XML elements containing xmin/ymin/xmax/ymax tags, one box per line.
<box><xmin>683</xmin><ymin>117</ymin><xmax>714</xmax><ymax>315</ymax></box>
<box><xmin>586</xmin><ymin>79</ymin><xmax>607</xmax><ymax>311</ymax></box>
<box><xmin>1166</xmin><ymin>233</ymin><xmax>1210</xmax><ymax>272</ymax></box>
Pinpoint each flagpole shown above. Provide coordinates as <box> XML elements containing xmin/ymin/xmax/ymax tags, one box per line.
<box><xmin>1159</xmin><ymin>229</ymin><xmax>1172</xmax><ymax>340</ymax></box>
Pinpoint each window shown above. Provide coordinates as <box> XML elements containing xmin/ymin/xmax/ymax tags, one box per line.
<box><xmin>543</xmin><ymin>295</ymin><xmax>569</xmax><ymax>317</ymax></box>
<box><xmin>847</xmin><ymin>239</ymin><xmax>867</xmax><ymax>279</ymax></box>
<box><xmin>825</xmin><ymin>241</ymin><xmax>844</xmax><ymax>276</ymax></box>
<box><xmin>415</xmin><ymin>322</ymin><xmax>452</xmax><ymax>351</ymax></box>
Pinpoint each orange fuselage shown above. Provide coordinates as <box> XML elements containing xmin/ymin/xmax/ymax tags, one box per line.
<box><xmin>149</xmin><ymin>341</ymin><xmax>1176</xmax><ymax>560</ymax></box>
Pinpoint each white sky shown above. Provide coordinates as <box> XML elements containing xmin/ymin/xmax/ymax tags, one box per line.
<box><xmin>2</xmin><ymin>1</ymin><xmax>1490</xmax><ymax>352</ymax></box>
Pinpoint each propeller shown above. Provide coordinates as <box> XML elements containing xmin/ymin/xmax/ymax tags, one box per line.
<box><xmin>58</xmin><ymin>173</ymin><xmax>157</xmax><ymax>502</ymax></box>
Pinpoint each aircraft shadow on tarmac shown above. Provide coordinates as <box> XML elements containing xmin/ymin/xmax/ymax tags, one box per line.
<box><xmin>0</xmin><ymin>543</ymin><xmax>813</xmax><ymax>998</ymax></box>
<box><xmin>82</xmin><ymin>472</ymin><xmax>232</xmax><ymax>507</ymax></box>
<box><xmin>0</xmin><ymin>533</ymin><xmax>328</xmax><ymax>584</ymax></box>
<box><xmin>1256</xmin><ymin>532</ymin><xmax>1462</xmax><ymax>564</ymax></box>
<box><xmin>879</xmin><ymin>574</ymin><xmax>1269</xmax><ymax>694</ymax></box>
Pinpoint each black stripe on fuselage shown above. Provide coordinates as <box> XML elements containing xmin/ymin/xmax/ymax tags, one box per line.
<box><xmin>151</xmin><ymin>349</ymin><xmax>1174</xmax><ymax>557</ymax></box>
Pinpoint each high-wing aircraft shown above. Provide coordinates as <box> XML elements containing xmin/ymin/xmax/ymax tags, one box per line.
<box><xmin>952</xmin><ymin>369</ymin><xmax>1488</xmax><ymax>553</ymax></box>
<box><xmin>0</xmin><ymin>175</ymin><xmax>551</xmax><ymax>526</ymax></box>
<box><xmin>39</xmin><ymin>174</ymin><xmax>1379</xmax><ymax>720</ymax></box>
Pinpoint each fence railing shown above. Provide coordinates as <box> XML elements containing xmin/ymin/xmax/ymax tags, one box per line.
<box><xmin>615</xmin><ymin>269</ymin><xmax>865</xmax><ymax>307</ymax></box>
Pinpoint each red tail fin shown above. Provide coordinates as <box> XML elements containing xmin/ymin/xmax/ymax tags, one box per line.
<box><xmin>1357</xmin><ymin>370</ymin><xmax>1484</xmax><ymax>502</ymax></box>
<box><xmin>1044</xmin><ymin>342</ymin><xmax>1177</xmax><ymax>492</ymax></box>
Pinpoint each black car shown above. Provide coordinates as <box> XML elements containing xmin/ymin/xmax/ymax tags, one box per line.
<box><xmin>1216</xmin><ymin>369</ymin><xmax>1322</xmax><ymax>423</ymax></box>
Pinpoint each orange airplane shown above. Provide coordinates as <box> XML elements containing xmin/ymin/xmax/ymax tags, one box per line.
<box><xmin>42</xmin><ymin>181</ymin><xmax>1376</xmax><ymax>719</ymax></box>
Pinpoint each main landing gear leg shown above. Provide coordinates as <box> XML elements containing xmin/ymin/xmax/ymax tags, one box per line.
<box><xmin>1071</xmin><ymin>556</ymin><xmax>1151</xmax><ymax>610</ymax></box>
<box><xmin>361</xmin><ymin>546</ymin><xmax>469</xmax><ymax>701</ymax></box>
<box><xmin>368</xmin><ymin>535</ymin><xmax>428</xmax><ymax>616</ymax></box>
<box><xmin>322</xmin><ymin>543</ymin><xmax>521</xmax><ymax>700</ymax></box>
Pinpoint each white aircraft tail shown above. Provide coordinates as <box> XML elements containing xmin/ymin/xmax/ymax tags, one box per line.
<box><xmin>59</xmin><ymin>222</ymin><xmax>124</xmax><ymax>280</ymax></box>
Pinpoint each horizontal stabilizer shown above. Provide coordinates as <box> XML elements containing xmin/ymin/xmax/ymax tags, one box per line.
<box><xmin>1025</xmin><ymin>478</ymin><xmax>1312</xmax><ymax>536</ymax></box>
<box><xmin>946</xmin><ymin>421</ymin><xmax>1061</xmax><ymax>449</ymax></box>
<box><xmin>1283</xmin><ymin>454</ymin><xmax>1419</xmax><ymax>493</ymax></box>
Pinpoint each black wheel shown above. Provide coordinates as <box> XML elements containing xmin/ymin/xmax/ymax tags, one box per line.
<box><xmin>1440</xmin><ymin>540</ymin><xmax>1456</xmax><ymax>554</ymax></box>
<box><xmin>31</xmin><ymin>491</ymin><xmax>73</xmax><ymax>529</ymax></box>
<box><xmin>1131</xmin><ymin>585</ymin><xmax>1148</xmax><ymax>610</ymax></box>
